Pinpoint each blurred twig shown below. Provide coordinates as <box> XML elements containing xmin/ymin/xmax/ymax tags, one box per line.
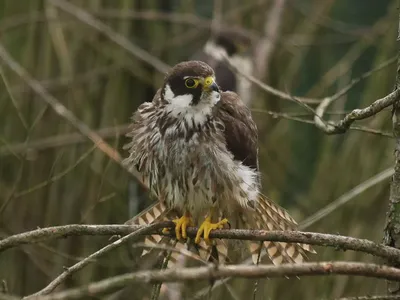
<box><xmin>254</xmin><ymin>0</ymin><xmax>286</xmax><ymax>81</ymax></box>
<box><xmin>24</xmin><ymin>262</ymin><xmax>400</xmax><ymax>300</ymax></box>
<box><xmin>48</xmin><ymin>0</ymin><xmax>170</xmax><ymax>73</ymax></box>
<box><xmin>336</xmin><ymin>295</ymin><xmax>400</xmax><ymax>300</ymax></box>
<box><xmin>300</xmin><ymin>167</ymin><xmax>394</xmax><ymax>229</ymax></box>
<box><xmin>0</xmin><ymin>43</ymin><xmax>122</xmax><ymax>162</ymax></box>
<box><xmin>0</xmin><ymin>42</ymin><xmax>151</xmax><ymax>193</ymax></box>
<box><xmin>24</xmin><ymin>222</ymin><xmax>167</xmax><ymax>298</ymax></box>
<box><xmin>222</xmin><ymin>53</ymin><xmax>321</xmax><ymax>104</ymax></box>
<box><xmin>0</xmin><ymin>124</ymin><xmax>130</xmax><ymax>156</ymax></box>
<box><xmin>0</xmin><ymin>294</ymin><xmax>19</xmax><ymax>300</ymax></box>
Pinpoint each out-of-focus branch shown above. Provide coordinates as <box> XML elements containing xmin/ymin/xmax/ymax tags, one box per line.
<box><xmin>222</xmin><ymin>54</ymin><xmax>321</xmax><ymax>104</ymax></box>
<box><xmin>24</xmin><ymin>222</ymin><xmax>167</xmax><ymax>298</ymax></box>
<box><xmin>223</xmin><ymin>52</ymin><xmax>399</xmax><ymax>134</ymax></box>
<box><xmin>300</xmin><ymin>167</ymin><xmax>394</xmax><ymax>229</ymax></box>
<box><xmin>384</xmin><ymin>0</ymin><xmax>400</xmax><ymax>295</ymax></box>
<box><xmin>3</xmin><ymin>224</ymin><xmax>400</xmax><ymax>264</ymax></box>
<box><xmin>0</xmin><ymin>294</ymin><xmax>19</xmax><ymax>300</ymax></box>
<box><xmin>25</xmin><ymin>262</ymin><xmax>400</xmax><ymax>300</ymax></box>
<box><xmin>0</xmin><ymin>124</ymin><xmax>130</xmax><ymax>156</ymax></box>
<box><xmin>336</xmin><ymin>295</ymin><xmax>400</xmax><ymax>300</ymax></box>
<box><xmin>0</xmin><ymin>40</ymin><xmax>154</xmax><ymax>194</ymax></box>
<box><xmin>254</xmin><ymin>0</ymin><xmax>286</xmax><ymax>81</ymax></box>
<box><xmin>48</xmin><ymin>0</ymin><xmax>170</xmax><ymax>73</ymax></box>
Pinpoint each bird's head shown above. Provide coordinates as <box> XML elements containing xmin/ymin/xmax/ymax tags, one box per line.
<box><xmin>161</xmin><ymin>61</ymin><xmax>221</xmax><ymax>109</ymax></box>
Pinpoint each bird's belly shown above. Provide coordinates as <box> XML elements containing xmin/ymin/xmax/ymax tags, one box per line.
<box><xmin>162</xmin><ymin>167</ymin><xmax>217</xmax><ymax>219</ymax></box>
<box><xmin>159</xmin><ymin>154</ymin><xmax>259</xmax><ymax>220</ymax></box>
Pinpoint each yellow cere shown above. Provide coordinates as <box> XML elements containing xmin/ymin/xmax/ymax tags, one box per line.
<box><xmin>204</xmin><ymin>76</ymin><xmax>214</xmax><ymax>87</ymax></box>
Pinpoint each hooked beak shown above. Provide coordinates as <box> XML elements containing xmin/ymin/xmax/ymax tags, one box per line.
<box><xmin>202</xmin><ymin>76</ymin><xmax>220</xmax><ymax>93</ymax></box>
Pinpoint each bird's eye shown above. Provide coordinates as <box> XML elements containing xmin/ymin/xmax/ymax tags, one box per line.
<box><xmin>185</xmin><ymin>78</ymin><xmax>198</xmax><ymax>88</ymax></box>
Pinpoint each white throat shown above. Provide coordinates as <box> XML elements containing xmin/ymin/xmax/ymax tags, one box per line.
<box><xmin>163</xmin><ymin>84</ymin><xmax>220</xmax><ymax>127</ymax></box>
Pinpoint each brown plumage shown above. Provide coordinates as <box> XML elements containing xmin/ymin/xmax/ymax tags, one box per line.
<box><xmin>123</xmin><ymin>61</ymin><xmax>314</xmax><ymax>266</ymax></box>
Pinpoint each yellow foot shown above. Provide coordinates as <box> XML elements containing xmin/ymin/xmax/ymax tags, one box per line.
<box><xmin>163</xmin><ymin>214</ymin><xmax>193</xmax><ymax>240</ymax></box>
<box><xmin>195</xmin><ymin>217</ymin><xmax>228</xmax><ymax>245</ymax></box>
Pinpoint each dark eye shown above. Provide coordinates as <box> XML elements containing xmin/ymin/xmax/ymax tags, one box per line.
<box><xmin>185</xmin><ymin>78</ymin><xmax>198</xmax><ymax>88</ymax></box>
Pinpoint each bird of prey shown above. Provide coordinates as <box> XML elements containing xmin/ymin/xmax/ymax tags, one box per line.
<box><xmin>191</xmin><ymin>31</ymin><xmax>253</xmax><ymax>105</ymax></box>
<box><xmin>123</xmin><ymin>61</ymin><xmax>314</xmax><ymax>265</ymax></box>
<box><xmin>127</xmin><ymin>31</ymin><xmax>252</xmax><ymax>221</ymax></box>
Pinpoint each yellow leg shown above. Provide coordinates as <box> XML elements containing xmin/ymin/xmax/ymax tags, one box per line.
<box><xmin>195</xmin><ymin>212</ymin><xmax>228</xmax><ymax>245</ymax></box>
<box><xmin>162</xmin><ymin>212</ymin><xmax>193</xmax><ymax>240</ymax></box>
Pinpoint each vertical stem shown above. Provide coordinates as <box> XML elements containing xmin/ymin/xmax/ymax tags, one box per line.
<box><xmin>383</xmin><ymin>0</ymin><xmax>400</xmax><ymax>294</ymax></box>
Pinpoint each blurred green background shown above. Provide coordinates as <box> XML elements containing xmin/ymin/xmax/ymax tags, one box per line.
<box><xmin>0</xmin><ymin>0</ymin><xmax>398</xmax><ymax>299</ymax></box>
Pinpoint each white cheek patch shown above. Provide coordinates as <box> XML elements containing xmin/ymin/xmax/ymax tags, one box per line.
<box><xmin>207</xmin><ymin>90</ymin><xmax>221</xmax><ymax>105</ymax></box>
<box><xmin>164</xmin><ymin>84</ymin><xmax>193</xmax><ymax>108</ymax></box>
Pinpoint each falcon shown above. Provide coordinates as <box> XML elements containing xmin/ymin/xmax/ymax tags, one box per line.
<box><xmin>123</xmin><ymin>61</ymin><xmax>314</xmax><ymax>265</ymax></box>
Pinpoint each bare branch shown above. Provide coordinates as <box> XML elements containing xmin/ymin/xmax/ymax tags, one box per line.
<box><xmin>24</xmin><ymin>222</ymin><xmax>167</xmax><ymax>298</ymax></box>
<box><xmin>3</xmin><ymin>224</ymin><xmax>400</xmax><ymax>265</ymax></box>
<box><xmin>0</xmin><ymin>294</ymin><xmax>19</xmax><ymax>300</ymax></box>
<box><xmin>0</xmin><ymin>124</ymin><xmax>130</xmax><ymax>156</ymax></box>
<box><xmin>26</xmin><ymin>262</ymin><xmax>400</xmax><ymax>300</ymax></box>
<box><xmin>222</xmin><ymin>54</ymin><xmax>321</xmax><ymax>104</ymax></box>
<box><xmin>315</xmin><ymin>89</ymin><xmax>400</xmax><ymax>134</ymax></box>
<box><xmin>336</xmin><ymin>295</ymin><xmax>400</xmax><ymax>300</ymax></box>
<box><xmin>222</xmin><ymin>52</ymin><xmax>398</xmax><ymax>135</ymax></box>
<box><xmin>300</xmin><ymin>167</ymin><xmax>394</xmax><ymax>229</ymax></box>
<box><xmin>48</xmin><ymin>0</ymin><xmax>170</xmax><ymax>73</ymax></box>
<box><xmin>254</xmin><ymin>0</ymin><xmax>286</xmax><ymax>80</ymax></box>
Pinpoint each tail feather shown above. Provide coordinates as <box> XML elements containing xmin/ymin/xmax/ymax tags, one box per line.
<box><xmin>248</xmin><ymin>194</ymin><xmax>315</xmax><ymax>265</ymax></box>
<box><xmin>125</xmin><ymin>202</ymin><xmax>170</xmax><ymax>256</ymax></box>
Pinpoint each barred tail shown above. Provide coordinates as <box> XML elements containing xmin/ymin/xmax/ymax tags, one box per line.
<box><xmin>248</xmin><ymin>194</ymin><xmax>316</xmax><ymax>265</ymax></box>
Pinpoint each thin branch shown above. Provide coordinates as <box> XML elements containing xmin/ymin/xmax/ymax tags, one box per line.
<box><xmin>48</xmin><ymin>0</ymin><xmax>170</xmax><ymax>73</ymax></box>
<box><xmin>223</xmin><ymin>50</ymin><xmax>397</xmax><ymax>135</ymax></box>
<box><xmin>222</xmin><ymin>54</ymin><xmax>321</xmax><ymax>104</ymax></box>
<box><xmin>0</xmin><ymin>124</ymin><xmax>130</xmax><ymax>156</ymax></box>
<box><xmin>0</xmin><ymin>294</ymin><xmax>19</xmax><ymax>300</ymax></box>
<box><xmin>300</xmin><ymin>167</ymin><xmax>394</xmax><ymax>229</ymax></box>
<box><xmin>0</xmin><ymin>43</ymin><xmax>121</xmax><ymax>163</ymax></box>
<box><xmin>384</xmin><ymin>0</ymin><xmax>400</xmax><ymax>295</ymax></box>
<box><xmin>315</xmin><ymin>89</ymin><xmax>400</xmax><ymax>134</ymax></box>
<box><xmin>0</xmin><ymin>41</ymin><xmax>153</xmax><ymax>195</ymax></box>
<box><xmin>254</xmin><ymin>0</ymin><xmax>286</xmax><ymax>81</ymax></box>
<box><xmin>3</xmin><ymin>224</ymin><xmax>400</xmax><ymax>265</ymax></box>
<box><xmin>336</xmin><ymin>295</ymin><xmax>400</xmax><ymax>300</ymax></box>
<box><xmin>252</xmin><ymin>109</ymin><xmax>393</xmax><ymax>138</ymax></box>
<box><xmin>26</xmin><ymin>262</ymin><xmax>400</xmax><ymax>300</ymax></box>
<box><xmin>24</xmin><ymin>222</ymin><xmax>167</xmax><ymax>298</ymax></box>
<box><xmin>327</xmin><ymin>56</ymin><xmax>397</xmax><ymax>104</ymax></box>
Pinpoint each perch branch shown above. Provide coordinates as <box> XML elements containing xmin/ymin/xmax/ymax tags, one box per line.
<box><xmin>314</xmin><ymin>89</ymin><xmax>400</xmax><ymax>134</ymax></box>
<box><xmin>26</xmin><ymin>262</ymin><xmax>400</xmax><ymax>300</ymax></box>
<box><xmin>3</xmin><ymin>224</ymin><xmax>400</xmax><ymax>264</ymax></box>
